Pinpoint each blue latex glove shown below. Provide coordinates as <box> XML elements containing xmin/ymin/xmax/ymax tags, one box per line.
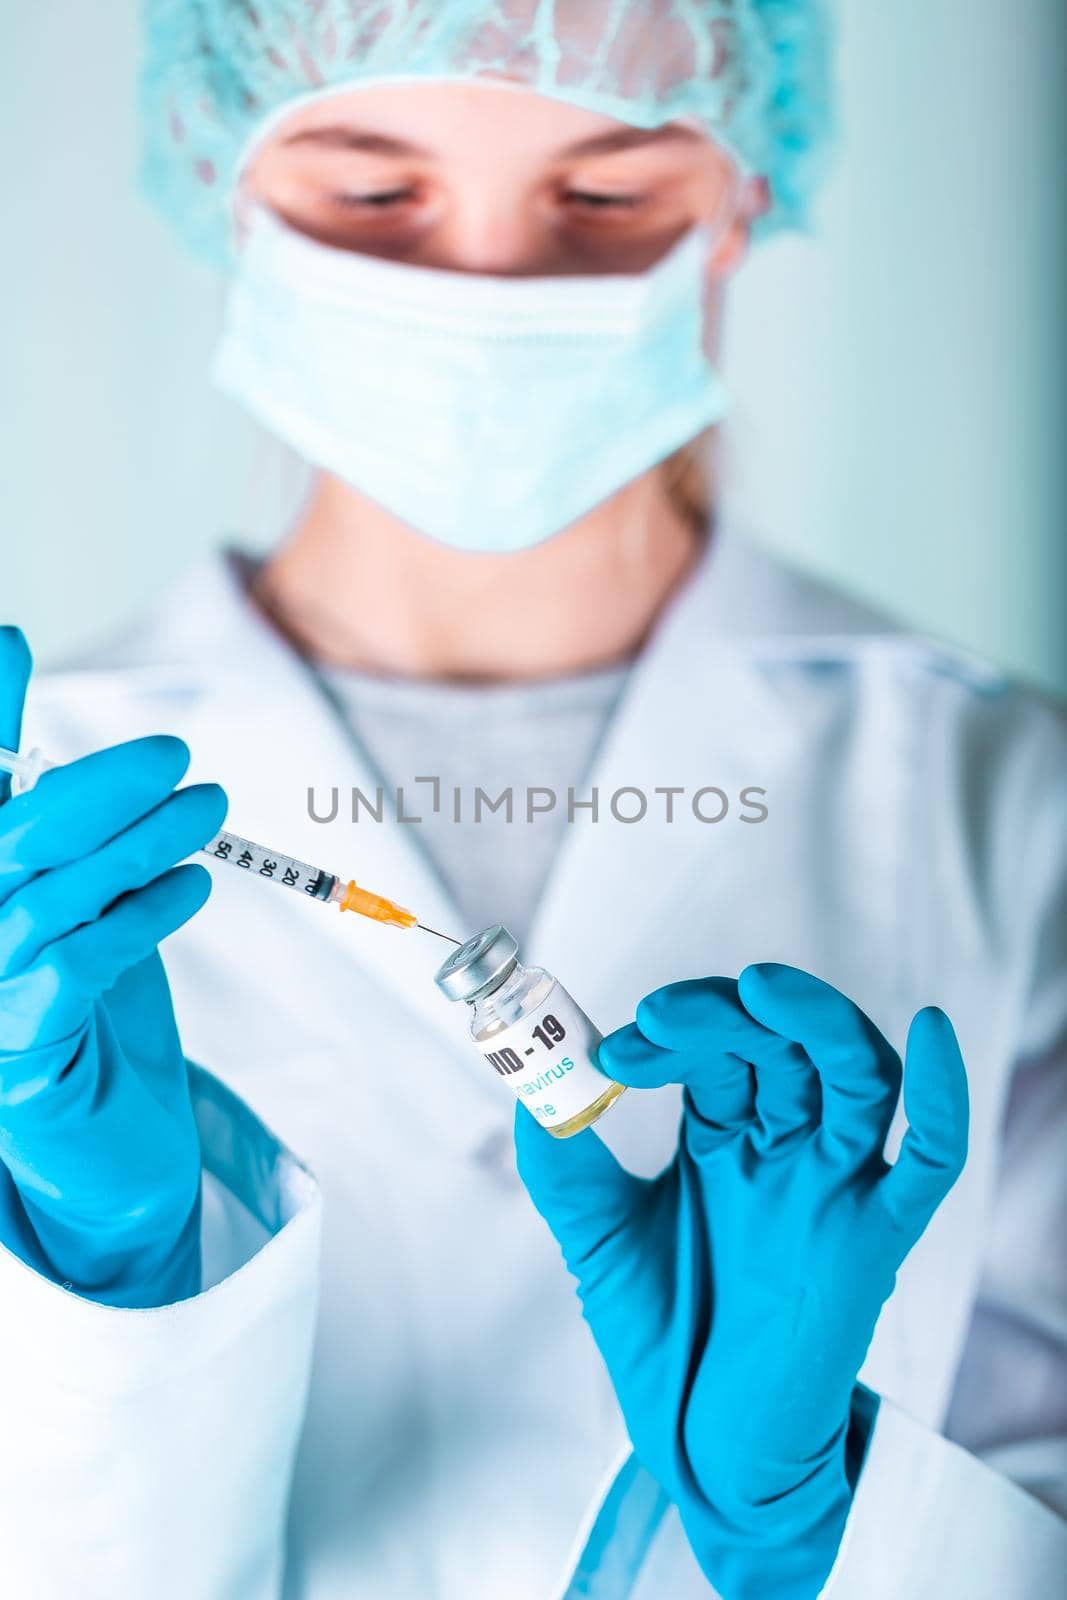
<box><xmin>0</xmin><ymin>627</ymin><xmax>227</xmax><ymax>1307</ymax></box>
<box><xmin>516</xmin><ymin>966</ymin><xmax>969</xmax><ymax>1599</ymax></box>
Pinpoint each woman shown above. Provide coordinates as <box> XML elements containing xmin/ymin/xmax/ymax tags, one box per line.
<box><xmin>0</xmin><ymin>5</ymin><xmax>1064</xmax><ymax>1597</ymax></box>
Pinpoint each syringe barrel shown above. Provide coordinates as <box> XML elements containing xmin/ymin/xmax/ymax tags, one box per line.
<box><xmin>201</xmin><ymin>830</ymin><xmax>337</xmax><ymax>900</ymax></box>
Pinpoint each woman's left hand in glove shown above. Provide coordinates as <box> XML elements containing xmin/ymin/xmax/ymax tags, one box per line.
<box><xmin>516</xmin><ymin>964</ymin><xmax>969</xmax><ymax>1600</ymax></box>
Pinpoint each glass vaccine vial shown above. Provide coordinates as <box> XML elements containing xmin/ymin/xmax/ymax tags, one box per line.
<box><xmin>434</xmin><ymin>925</ymin><xmax>625</xmax><ymax>1138</ymax></box>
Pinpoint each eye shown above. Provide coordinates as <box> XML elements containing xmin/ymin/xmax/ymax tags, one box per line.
<box><xmin>331</xmin><ymin>187</ymin><xmax>416</xmax><ymax>210</ymax></box>
<box><xmin>563</xmin><ymin>189</ymin><xmax>643</xmax><ymax>211</ymax></box>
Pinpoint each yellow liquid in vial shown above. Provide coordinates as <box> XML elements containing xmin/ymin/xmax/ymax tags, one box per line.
<box><xmin>547</xmin><ymin>1078</ymin><xmax>627</xmax><ymax>1139</ymax></box>
<box><xmin>469</xmin><ymin>962</ymin><xmax>625</xmax><ymax>1139</ymax></box>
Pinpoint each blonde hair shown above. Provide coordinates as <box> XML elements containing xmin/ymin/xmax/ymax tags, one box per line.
<box><xmin>659</xmin><ymin>430</ymin><xmax>714</xmax><ymax>536</ymax></box>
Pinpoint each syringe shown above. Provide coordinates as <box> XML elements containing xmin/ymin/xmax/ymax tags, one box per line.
<box><xmin>200</xmin><ymin>826</ymin><xmax>458</xmax><ymax>936</ymax></box>
<box><xmin>0</xmin><ymin>744</ymin><xmax>458</xmax><ymax>943</ymax></box>
<box><xmin>0</xmin><ymin>744</ymin><xmax>49</xmax><ymax>792</ymax></box>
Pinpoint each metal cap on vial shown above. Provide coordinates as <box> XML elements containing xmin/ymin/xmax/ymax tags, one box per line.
<box><xmin>434</xmin><ymin>924</ymin><xmax>519</xmax><ymax>1003</ymax></box>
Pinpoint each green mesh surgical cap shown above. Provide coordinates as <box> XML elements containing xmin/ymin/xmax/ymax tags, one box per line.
<box><xmin>141</xmin><ymin>1</ymin><xmax>833</xmax><ymax>264</ymax></box>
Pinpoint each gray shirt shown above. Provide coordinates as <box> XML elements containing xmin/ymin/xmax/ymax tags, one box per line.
<box><xmin>318</xmin><ymin>661</ymin><xmax>629</xmax><ymax>945</ymax></box>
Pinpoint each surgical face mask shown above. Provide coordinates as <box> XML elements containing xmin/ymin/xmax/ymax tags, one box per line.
<box><xmin>213</xmin><ymin>205</ymin><xmax>730</xmax><ymax>553</ymax></box>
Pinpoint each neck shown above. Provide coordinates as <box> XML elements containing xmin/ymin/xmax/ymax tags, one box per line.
<box><xmin>254</xmin><ymin>467</ymin><xmax>706</xmax><ymax>683</ymax></box>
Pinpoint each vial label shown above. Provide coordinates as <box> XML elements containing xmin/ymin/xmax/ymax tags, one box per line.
<box><xmin>475</xmin><ymin>982</ymin><xmax>610</xmax><ymax>1128</ymax></box>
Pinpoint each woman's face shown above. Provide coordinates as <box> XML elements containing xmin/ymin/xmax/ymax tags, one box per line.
<box><xmin>245</xmin><ymin>80</ymin><xmax>753</xmax><ymax>277</ymax></box>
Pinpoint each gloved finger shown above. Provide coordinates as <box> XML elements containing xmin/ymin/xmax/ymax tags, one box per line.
<box><xmin>0</xmin><ymin>865</ymin><xmax>212</xmax><ymax>1050</ymax></box>
<box><xmin>514</xmin><ymin>1103</ymin><xmax>646</xmax><ymax>1292</ymax></box>
<box><xmin>614</xmin><ymin>978</ymin><xmax>765</xmax><ymax>1133</ymax></box>
<box><xmin>738</xmin><ymin>964</ymin><xmax>902</xmax><ymax>1157</ymax></box>
<box><xmin>636</xmin><ymin>976</ymin><xmax>820</xmax><ymax>1145</ymax></box>
<box><xmin>0</xmin><ymin>627</ymin><xmax>33</xmax><ymax>805</ymax></box>
<box><xmin>750</xmin><ymin>1045</ymin><xmax>821</xmax><ymax>1146</ymax></box>
<box><xmin>0</xmin><ymin>782</ymin><xmax>227</xmax><ymax>976</ymax></box>
<box><xmin>49</xmin><ymin>862</ymin><xmax>212</xmax><ymax>999</ymax></box>
<box><xmin>882</xmin><ymin>1007</ymin><xmax>968</xmax><ymax>1233</ymax></box>
<box><xmin>601</xmin><ymin>1017</ymin><xmax>753</xmax><ymax>1154</ymax></box>
<box><xmin>0</xmin><ymin>736</ymin><xmax>193</xmax><ymax>901</ymax></box>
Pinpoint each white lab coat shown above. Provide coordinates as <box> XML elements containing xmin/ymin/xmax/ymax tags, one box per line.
<box><xmin>2</xmin><ymin>525</ymin><xmax>1064</xmax><ymax>1598</ymax></box>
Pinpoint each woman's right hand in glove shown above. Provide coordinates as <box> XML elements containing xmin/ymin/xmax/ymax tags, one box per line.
<box><xmin>0</xmin><ymin>626</ymin><xmax>227</xmax><ymax>1307</ymax></box>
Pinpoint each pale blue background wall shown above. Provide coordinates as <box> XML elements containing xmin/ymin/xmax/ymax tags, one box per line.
<box><xmin>3</xmin><ymin>2</ymin><xmax>1064</xmax><ymax>691</ymax></box>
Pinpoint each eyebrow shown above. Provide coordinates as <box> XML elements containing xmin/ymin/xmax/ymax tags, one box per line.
<box><xmin>282</xmin><ymin>123</ymin><xmax>700</xmax><ymax>160</ymax></box>
<box><xmin>283</xmin><ymin>127</ymin><xmax>431</xmax><ymax>156</ymax></box>
<box><xmin>557</xmin><ymin>125</ymin><xmax>701</xmax><ymax>158</ymax></box>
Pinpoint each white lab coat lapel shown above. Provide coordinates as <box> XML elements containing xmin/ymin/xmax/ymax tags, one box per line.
<box><xmin>526</xmin><ymin>528</ymin><xmax>812</xmax><ymax>1032</ymax></box>
<box><xmin>154</xmin><ymin>554</ymin><xmax>500</xmax><ymax>1094</ymax></box>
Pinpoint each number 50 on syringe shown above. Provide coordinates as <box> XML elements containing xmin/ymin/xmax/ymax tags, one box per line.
<box><xmin>0</xmin><ymin>744</ymin><xmax>458</xmax><ymax>945</ymax></box>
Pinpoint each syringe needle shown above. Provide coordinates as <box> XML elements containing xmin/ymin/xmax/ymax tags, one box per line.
<box><xmin>417</xmin><ymin>924</ymin><xmax>462</xmax><ymax>945</ymax></box>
